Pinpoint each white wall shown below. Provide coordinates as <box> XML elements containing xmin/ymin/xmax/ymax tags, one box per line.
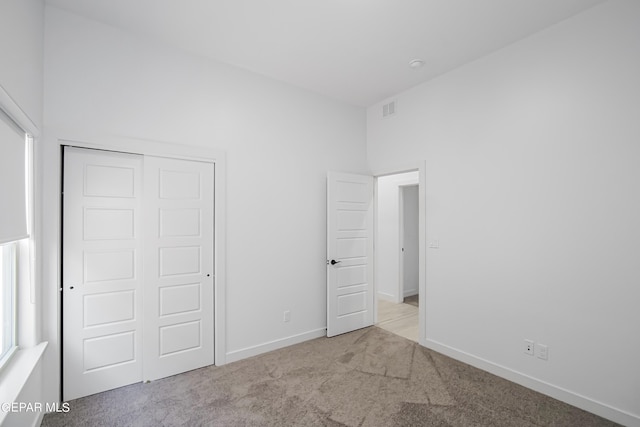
<box><xmin>41</xmin><ymin>5</ymin><xmax>368</xmax><ymax>403</ymax></box>
<box><xmin>376</xmin><ymin>172</ymin><xmax>418</xmax><ymax>302</ymax></box>
<box><xmin>0</xmin><ymin>0</ymin><xmax>43</xmax><ymax>128</ymax></box>
<box><xmin>367</xmin><ymin>1</ymin><xmax>640</xmax><ymax>425</ymax></box>
<box><xmin>401</xmin><ymin>185</ymin><xmax>419</xmax><ymax>297</ymax></box>
<box><xmin>0</xmin><ymin>1</ymin><xmax>45</xmax><ymax>426</ymax></box>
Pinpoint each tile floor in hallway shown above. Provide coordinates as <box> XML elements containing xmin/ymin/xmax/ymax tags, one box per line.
<box><xmin>376</xmin><ymin>296</ymin><xmax>419</xmax><ymax>342</ymax></box>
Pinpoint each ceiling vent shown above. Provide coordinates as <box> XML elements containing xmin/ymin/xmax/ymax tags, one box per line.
<box><xmin>382</xmin><ymin>101</ymin><xmax>396</xmax><ymax>118</ymax></box>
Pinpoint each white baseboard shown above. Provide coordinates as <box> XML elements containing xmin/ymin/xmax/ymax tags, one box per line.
<box><xmin>424</xmin><ymin>339</ymin><xmax>639</xmax><ymax>427</ymax></box>
<box><xmin>403</xmin><ymin>289</ymin><xmax>418</xmax><ymax>298</ymax></box>
<box><xmin>377</xmin><ymin>292</ymin><xmax>396</xmax><ymax>302</ymax></box>
<box><xmin>225</xmin><ymin>328</ymin><xmax>327</xmax><ymax>364</ymax></box>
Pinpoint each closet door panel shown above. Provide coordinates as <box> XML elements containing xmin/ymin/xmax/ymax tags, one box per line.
<box><xmin>62</xmin><ymin>147</ymin><xmax>144</xmax><ymax>401</ymax></box>
<box><xmin>143</xmin><ymin>156</ymin><xmax>215</xmax><ymax>381</ymax></box>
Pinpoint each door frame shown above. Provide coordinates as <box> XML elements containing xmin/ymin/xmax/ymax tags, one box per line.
<box><xmin>372</xmin><ymin>162</ymin><xmax>426</xmax><ymax>346</ymax></box>
<box><xmin>41</xmin><ymin>130</ymin><xmax>227</xmax><ymax>403</ymax></box>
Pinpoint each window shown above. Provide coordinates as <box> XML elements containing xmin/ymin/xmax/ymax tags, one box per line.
<box><xmin>0</xmin><ymin>106</ymin><xmax>31</xmax><ymax>368</ymax></box>
<box><xmin>0</xmin><ymin>242</ymin><xmax>16</xmax><ymax>362</ymax></box>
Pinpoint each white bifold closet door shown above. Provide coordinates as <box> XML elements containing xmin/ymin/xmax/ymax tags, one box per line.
<box><xmin>62</xmin><ymin>147</ymin><xmax>214</xmax><ymax>401</ymax></box>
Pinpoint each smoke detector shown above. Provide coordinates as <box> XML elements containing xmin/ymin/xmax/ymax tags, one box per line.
<box><xmin>409</xmin><ymin>59</ymin><xmax>425</xmax><ymax>69</ymax></box>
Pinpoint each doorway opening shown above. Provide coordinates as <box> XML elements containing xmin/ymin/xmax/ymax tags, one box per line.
<box><xmin>375</xmin><ymin>171</ymin><xmax>419</xmax><ymax>342</ymax></box>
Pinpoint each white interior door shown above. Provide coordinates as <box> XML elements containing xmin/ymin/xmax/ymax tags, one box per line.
<box><xmin>142</xmin><ymin>156</ymin><xmax>214</xmax><ymax>381</ymax></box>
<box><xmin>63</xmin><ymin>147</ymin><xmax>144</xmax><ymax>401</ymax></box>
<box><xmin>327</xmin><ymin>171</ymin><xmax>374</xmax><ymax>337</ymax></box>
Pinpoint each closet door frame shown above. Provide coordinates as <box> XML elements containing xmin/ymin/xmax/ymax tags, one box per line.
<box><xmin>43</xmin><ymin>131</ymin><xmax>227</xmax><ymax>403</ymax></box>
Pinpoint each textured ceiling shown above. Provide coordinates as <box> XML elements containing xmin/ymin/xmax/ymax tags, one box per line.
<box><xmin>45</xmin><ymin>0</ymin><xmax>607</xmax><ymax>106</ymax></box>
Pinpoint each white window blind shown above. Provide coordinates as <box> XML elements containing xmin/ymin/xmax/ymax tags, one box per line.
<box><xmin>0</xmin><ymin>110</ymin><xmax>28</xmax><ymax>244</ymax></box>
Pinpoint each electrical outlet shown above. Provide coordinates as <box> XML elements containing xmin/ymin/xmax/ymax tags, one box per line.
<box><xmin>537</xmin><ymin>344</ymin><xmax>548</xmax><ymax>360</ymax></box>
<box><xmin>283</xmin><ymin>310</ymin><xmax>291</xmax><ymax>323</ymax></box>
<box><xmin>524</xmin><ymin>339</ymin><xmax>534</xmax><ymax>356</ymax></box>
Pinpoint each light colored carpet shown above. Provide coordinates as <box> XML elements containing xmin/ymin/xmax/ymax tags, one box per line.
<box><xmin>42</xmin><ymin>327</ymin><xmax>619</xmax><ymax>427</ymax></box>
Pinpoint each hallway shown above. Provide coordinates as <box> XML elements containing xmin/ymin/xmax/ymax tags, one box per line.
<box><xmin>376</xmin><ymin>296</ymin><xmax>419</xmax><ymax>342</ymax></box>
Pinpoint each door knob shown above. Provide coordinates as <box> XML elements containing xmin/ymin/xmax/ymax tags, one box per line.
<box><xmin>330</xmin><ymin>259</ymin><xmax>341</xmax><ymax>265</ymax></box>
